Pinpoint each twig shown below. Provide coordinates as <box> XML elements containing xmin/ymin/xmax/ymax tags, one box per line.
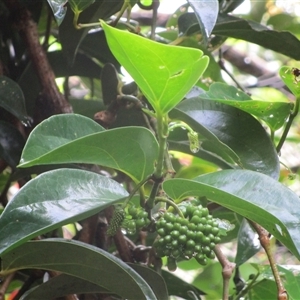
<box><xmin>250</xmin><ymin>221</ymin><xmax>288</xmax><ymax>300</ymax></box>
<box><xmin>214</xmin><ymin>245</ymin><xmax>236</xmax><ymax>300</ymax></box>
<box><xmin>0</xmin><ymin>272</ymin><xmax>15</xmax><ymax>300</ymax></box>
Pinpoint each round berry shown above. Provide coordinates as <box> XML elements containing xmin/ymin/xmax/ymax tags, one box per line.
<box><xmin>167</xmin><ymin>256</ymin><xmax>177</xmax><ymax>272</ymax></box>
<box><xmin>157</xmin><ymin>228</ymin><xmax>166</xmax><ymax>237</ymax></box>
<box><xmin>178</xmin><ymin>235</ymin><xmax>187</xmax><ymax>244</ymax></box>
<box><xmin>171</xmin><ymin>230</ymin><xmax>180</xmax><ymax>239</ymax></box>
<box><xmin>207</xmin><ymin>251</ymin><xmax>215</xmax><ymax>259</ymax></box>
<box><xmin>164</xmin><ymin>222</ymin><xmax>174</xmax><ymax>233</ymax></box>
<box><xmin>196</xmin><ymin>254</ymin><xmax>208</xmax><ymax>266</ymax></box>
<box><xmin>201</xmin><ymin>236</ymin><xmax>211</xmax><ymax>245</ymax></box>
<box><xmin>186</xmin><ymin>240</ymin><xmax>196</xmax><ymax>250</ymax></box>
<box><xmin>164</xmin><ymin>212</ymin><xmax>176</xmax><ymax>223</ymax></box>
<box><xmin>190</xmin><ymin>215</ymin><xmax>201</xmax><ymax>225</ymax></box>
<box><xmin>179</xmin><ymin>225</ymin><xmax>188</xmax><ymax>234</ymax></box>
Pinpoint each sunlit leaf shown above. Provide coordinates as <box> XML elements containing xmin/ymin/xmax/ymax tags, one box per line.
<box><xmin>101</xmin><ymin>21</ymin><xmax>209</xmax><ymax>114</ymax></box>
<box><xmin>279</xmin><ymin>66</ymin><xmax>300</xmax><ymax>98</ymax></box>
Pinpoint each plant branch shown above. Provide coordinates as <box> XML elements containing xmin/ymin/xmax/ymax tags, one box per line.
<box><xmin>154</xmin><ymin>197</ymin><xmax>185</xmax><ymax>218</ymax></box>
<box><xmin>276</xmin><ymin>96</ymin><xmax>300</xmax><ymax>153</ymax></box>
<box><xmin>250</xmin><ymin>221</ymin><xmax>287</xmax><ymax>300</ymax></box>
<box><xmin>214</xmin><ymin>245</ymin><xmax>236</xmax><ymax>300</ymax></box>
<box><xmin>0</xmin><ymin>272</ymin><xmax>15</xmax><ymax>300</ymax></box>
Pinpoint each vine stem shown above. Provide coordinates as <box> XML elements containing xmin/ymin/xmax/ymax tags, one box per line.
<box><xmin>154</xmin><ymin>197</ymin><xmax>185</xmax><ymax>218</ymax></box>
<box><xmin>250</xmin><ymin>221</ymin><xmax>288</xmax><ymax>300</ymax></box>
<box><xmin>276</xmin><ymin>96</ymin><xmax>300</xmax><ymax>153</ymax></box>
<box><xmin>214</xmin><ymin>245</ymin><xmax>236</xmax><ymax>300</ymax></box>
<box><xmin>146</xmin><ymin>112</ymin><xmax>169</xmax><ymax>209</ymax></box>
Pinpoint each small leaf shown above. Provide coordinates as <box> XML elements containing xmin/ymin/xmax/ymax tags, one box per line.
<box><xmin>18</xmin><ymin>114</ymin><xmax>158</xmax><ymax>182</ymax></box>
<box><xmin>235</xmin><ymin>219</ymin><xmax>261</xmax><ymax>266</ymax></box>
<box><xmin>0</xmin><ymin>76</ymin><xmax>31</xmax><ymax>125</ymax></box>
<box><xmin>163</xmin><ymin>170</ymin><xmax>300</xmax><ymax>260</ymax></box>
<box><xmin>200</xmin><ymin>83</ymin><xmax>292</xmax><ymax>131</ymax></box>
<box><xmin>101</xmin><ymin>21</ymin><xmax>209</xmax><ymax>114</ymax></box>
<box><xmin>69</xmin><ymin>0</ymin><xmax>95</xmax><ymax>13</ymax></box>
<box><xmin>279</xmin><ymin>66</ymin><xmax>300</xmax><ymax>97</ymax></box>
<box><xmin>0</xmin><ymin>168</ymin><xmax>128</xmax><ymax>255</ymax></box>
<box><xmin>187</xmin><ymin>0</ymin><xmax>219</xmax><ymax>45</ymax></box>
<box><xmin>47</xmin><ymin>0</ymin><xmax>67</xmax><ymax>25</ymax></box>
<box><xmin>1</xmin><ymin>239</ymin><xmax>157</xmax><ymax>300</ymax></box>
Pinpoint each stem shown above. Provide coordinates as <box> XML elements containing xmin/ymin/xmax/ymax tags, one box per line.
<box><xmin>250</xmin><ymin>222</ymin><xmax>287</xmax><ymax>300</ymax></box>
<box><xmin>154</xmin><ymin>197</ymin><xmax>185</xmax><ymax>218</ymax></box>
<box><xmin>276</xmin><ymin>97</ymin><xmax>300</xmax><ymax>153</ymax></box>
<box><xmin>214</xmin><ymin>245</ymin><xmax>236</xmax><ymax>300</ymax></box>
<box><xmin>0</xmin><ymin>273</ymin><xmax>15</xmax><ymax>300</ymax></box>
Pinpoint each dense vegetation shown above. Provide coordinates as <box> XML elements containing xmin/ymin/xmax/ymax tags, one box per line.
<box><xmin>1</xmin><ymin>0</ymin><xmax>300</xmax><ymax>299</ymax></box>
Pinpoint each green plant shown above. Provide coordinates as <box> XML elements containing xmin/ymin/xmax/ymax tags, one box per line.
<box><xmin>1</xmin><ymin>1</ymin><xmax>300</xmax><ymax>299</ymax></box>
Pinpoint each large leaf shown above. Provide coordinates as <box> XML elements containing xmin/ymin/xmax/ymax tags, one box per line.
<box><xmin>18</xmin><ymin>114</ymin><xmax>158</xmax><ymax>182</ymax></box>
<box><xmin>178</xmin><ymin>13</ymin><xmax>300</xmax><ymax>60</ymax></box>
<box><xmin>163</xmin><ymin>170</ymin><xmax>300</xmax><ymax>260</ymax></box>
<box><xmin>0</xmin><ymin>168</ymin><xmax>128</xmax><ymax>256</ymax></box>
<box><xmin>0</xmin><ymin>76</ymin><xmax>31</xmax><ymax>125</ymax></box>
<box><xmin>200</xmin><ymin>83</ymin><xmax>292</xmax><ymax>131</ymax></box>
<box><xmin>0</xmin><ymin>239</ymin><xmax>157</xmax><ymax>300</ymax></box>
<box><xmin>170</xmin><ymin>97</ymin><xmax>280</xmax><ymax>178</ymax></box>
<box><xmin>101</xmin><ymin>21</ymin><xmax>209</xmax><ymax>114</ymax></box>
<box><xmin>22</xmin><ymin>264</ymin><xmax>168</xmax><ymax>299</ymax></box>
<box><xmin>187</xmin><ymin>0</ymin><xmax>218</xmax><ymax>46</ymax></box>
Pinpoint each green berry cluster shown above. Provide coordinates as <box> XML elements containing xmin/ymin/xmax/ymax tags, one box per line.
<box><xmin>153</xmin><ymin>201</ymin><xmax>221</xmax><ymax>270</ymax></box>
<box><xmin>122</xmin><ymin>205</ymin><xmax>150</xmax><ymax>235</ymax></box>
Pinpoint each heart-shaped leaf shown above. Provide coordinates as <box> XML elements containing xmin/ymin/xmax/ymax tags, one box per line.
<box><xmin>47</xmin><ymin>0</ymin><xmax>67</xmax><ymax>25</ymax></box>
<box><xmin>0</xmin><ymin>168</ymin><xmax>128</xmax><ymax>255</ymax></box>
<box><xmin>0</xmin><ymin>239</ymin><xmax>157</xmax><ymax>300</ymax></box>
<box><xmin>69</xmin><ymin>0</ymin><xmax>95</xmax><ymax>13</ymax></box>
<box><xmin>18</xmin><ymin>114</ymin><xmax>158</xmax><ymax>182</ymax></box>
<box><xmin>163</xmin><ymin>170</ymin><xmax>300</xmax><ymax>260</ymax></box>
<box><xmin>101</xmin><ymin>21</ymin><xmax>209</xmax><ymax>114</ymax></box>
<box><xmin>200</xmin><ymin>83</ymin><xmax>292</xmax><ymax>131</ymax></box>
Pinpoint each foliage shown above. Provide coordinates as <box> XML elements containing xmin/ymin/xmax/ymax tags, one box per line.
<box><xmin>1</xmin><ymin>0</ymin><xmax>300</xmax><ymax>299</ymax></box>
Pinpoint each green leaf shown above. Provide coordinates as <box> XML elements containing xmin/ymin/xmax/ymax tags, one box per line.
<box><xmin>199</xmin><ymin>83</ymin><xmax>292</xmax><ymax>131</ymax></box>
<box><xmin>18</xmin><ymin>114</ymin><xmax>158</xmax><ymax>182</ymax></box>
<box><xmin>101</xmin><ymin>21</ymin><xmax>209</xmax><ymax>114</ymax></box>
<box><xmin>171</xmin><ymin>97</ymin><xmax>279</xmax><ymax>178</ymax></box>
<box><xmin>248</xmin><ymin>279</ymin><xmax>277</xmax><ymax>299</ymax></box>
<box><xmin>279</xmin><ymin>66</ymin><xmax>300</xmax><ymax>97</ymax></box>
<box><xmin>235</xmin><ymin>219</ymin><xmax>261</xmax><ymax>266</ymax></box>
<box><xmin>69</xmin><ymin>0</ymin><xmax>95</xmax><ymax>13</ymax></box>
<box><xmin>0</xmin><ymin>168</ymin><xmax>128</xmax><ymax>255</ymax></box>
<box><xmin>22</xmin><ymin>274</ymin><xmax>113</xmax><ymax>299</ymax></box>
<box><xmin>187</xmin><ymin>0</ymin><xmax>219</xmax><ymax>46</ymax></box>
<box><xmin>213</xmin><ymin>14</ymin><xmax>300</xmax><ymax>60</ymax></box>
<box><xmin>0</xmin><ymin>239</ymin><xmax>157</xmax><ymax>300</ymax></box>
<box><xmin>0</xmin><ymin>76</ymin><xmax>31</xmax><ymax>125</ymax></box>
<box><xmin>46</xmin><ymin>0</ymin><xmax>67</xmax><ymax>25</ymax></box>
<box><xmin>163</xmin><ymin>170</ymin><xmax>300</xmax><ymax>260</ymax></box>
<box><xmin>0</xmin><ymin>121</ymin><xmax>25</xmax><ymax>168</ymax></box>
<box><xmin>178</xmin><ymin>13</ymin><xmax>300</xmax><ymax>60</ymax></box>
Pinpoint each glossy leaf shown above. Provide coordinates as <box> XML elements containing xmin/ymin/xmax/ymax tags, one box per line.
<box><xmin>200</xmin><ymin>83</ymin><xmax>292</xmax><ymax>131</ymax></box>
<box><xmin>171</xmin><ymin>97</ymin><xmax>280</xmax><ymax>178</ymax></box>
<box><xmin>279</xmin><ymin>66</ymin><xmax>300</xmax><ymax>97</ymax></box>
<box><xmin>235</xmin><ymin>219</ymin><xmax>260</xmax><ymax>266</ymax></box>
<box><xmin>163</xmin><ymin>170</ymin><xmax>300</xmax><ymax>260</ymax></box>
<box><xmin>187</xmin><ymin>0</ymin><xmax>218</xmax><ymax>46</ymax></box>
<box><xmin>18</xmin><ymin>114</ymin><xmax>158</xmax><ymax>182</ymax></box>
<box><xmin>101</xmin><ymin>21</ymin><xmax>209</xmax><ymax>114</ymax></box>
<box><xmin>23</xmin><ymin>264</ymin><xmax>169</xmax><ymax>299</ymax></box>
<box><xmin>178</xmin><ymin>13</ymin><xmax>300</xmax><ymax>60</ymax></box>
<box><xmin>0</xmin><ymin>121</ymin><xmax>25</xmax><ymax>168</ymax></box>
<box><xmin>0</xmin><ymin>76</ymin><xmax>31</xmax><ymax>125</ymax></box>
<box><xmin>47</xmin><ymin>0</ymin><xmax>67</xmax><ymax>25</ymax></box>
<box><xmin>248</xmin><ymin>279</ymin><xmax>277</xmax><ymax>299</ymax></box>
<box><xmin>0</xmin><ymin>239</ymin><xmax>157</xmax><ymax>300</ymax></box>
<box><xmin>21</xmin><ymin>274</ymin><xmax>112</xmax><ymax>299</ymax></box>
<box><xmin>0</xmin><ymin>168</ymin><xmax>128</xmax><ymax>255</ymax></box>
